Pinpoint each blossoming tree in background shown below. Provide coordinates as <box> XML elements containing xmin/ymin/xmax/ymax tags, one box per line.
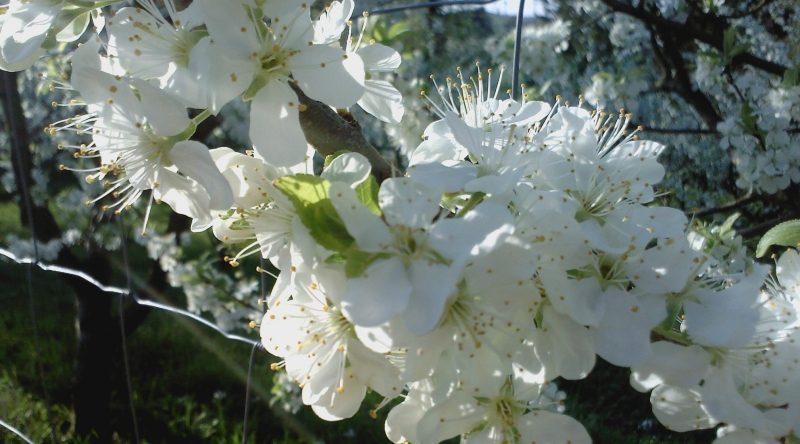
<box><xmin>1</xmin><ymin>0</ymin><xmax>799</xmax><ymax>442</ymax></box>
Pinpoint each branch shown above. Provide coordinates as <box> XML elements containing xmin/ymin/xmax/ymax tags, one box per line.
<box><xmin>647</xmin><ymin>25</ymin><xmax>722</xmax><ymax>129</ymax></box>
<box><xmin>740</xmin><ymin>212</ymin><xmax>800</xmax><ymax>239</ymax></box>
<box><xmin>293</xmin><ymin>85</ymin><xmax>393</xmax><ymax>182</ymax></box>
<box><xmin>600</xmin><ymin>0</ymin><xmax>788</xmax><ymax>77</ymax></box>
<box><xmin>690</xmin><ymin>192</ymin><xmax>756</xmax><ymax>217</ymax></box>
<box><xmin>638</xmin><ymin>125</ymin><xmax>717</xmax><ymax>135</ymax></box>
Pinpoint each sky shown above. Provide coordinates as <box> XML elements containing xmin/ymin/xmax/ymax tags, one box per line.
<box><xmin>483</xmin><ymin>0</ymin><xmax>546</xmax><ymax>17</ymax></box>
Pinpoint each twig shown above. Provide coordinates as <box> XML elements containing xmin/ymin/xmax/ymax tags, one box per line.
<box><xmin>639</xmin><ymin>126</ymin><xmax>718</xmax><ymax>135</ymax></box>
<box><xmin>691</xmin><ymin>192</ymin><xmax>756</xmax><ymax>217</ymax></box>
<box><xmin>293</xmin><ymin>85</ymin><xmax>393</xmax><ymax>182</ymax></box>
<box><xmin>739</xmin><ymin>213</ymin><xmax>800</xmax><ymax>239</ymax></box>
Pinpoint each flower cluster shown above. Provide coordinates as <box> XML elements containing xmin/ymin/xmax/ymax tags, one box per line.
<box><xmin>5</xmin><ymin>0</ymin><xmax>403</xmax><ymax>231</ymax></box>
<box><xmin>223</xmin><ymin>67</ymin><xmax>800</xmax><ymax>441</ymax></box>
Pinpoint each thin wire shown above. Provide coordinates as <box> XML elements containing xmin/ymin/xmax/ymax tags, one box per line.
<box><xmin>0</xmin><ymin>419</ymin><xmax>34</xmax><ymax>444</ymax></box>
<box><xmin>242</xmin><ymin>257</ymin><xmax>268</xmax><ymax>443</ymax></box>
<box><xmin>117</xmin><ymin>216</ymin><xmax>140</xmax><ymax>444</ymax></box>
<box><xmin>241</xmin><ymin>342</ymin><xmax>260</xmax><ymax>444</ymax></box>
<box><xmin>511</xmin><ymin>0</ymin><xmax>526</xmax><ymax>100</ymax></box>
<box><xmin>368</xmin><ymin>0</ymin><xmax>499</xmax><ymax>15</ymax></box>
<box><xmin>0</xmin><ymin>247</ymin><xmax>260</xmax><ymax>348</ymax></box>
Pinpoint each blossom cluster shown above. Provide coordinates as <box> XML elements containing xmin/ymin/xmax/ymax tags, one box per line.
<box><xmin>3</xmin><ymin>0</ymin><xmax>800</xmax><ymax>442</ymax></box>
<box><xmin>2</xmin><ymin>0</ymin><xmax>402</xmax><ymax>229</ymax></box>
<box><xmin>489</xmin><ymin>1</ymin><xmax>800</xmax><ymax>203</ymax></box>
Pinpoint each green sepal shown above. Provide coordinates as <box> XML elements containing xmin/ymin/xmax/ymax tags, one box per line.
<box><xmin>355</xmin><ymin>175</ymin><xmax>382</xmax><ymax>216</ymax></box>
<box><xmin>756</xmin><ymin>219</ymin><xmax>800</xmax><ymax>258</ymax></box>
<box><xmin>739</xmin><ymin>102</ymin><xmax>760</xmax><ymax>136</ymax></box>
<box><xmin>719</xmin><ymin>212</ymin><xmax>740</xmax><ymax>235</ymax></box>
<box><xmin>323</xmin><ymin>151</ymin><xmax>351</xmax><ymax>169</ymax></box>
<box><xmin>344</xmin><ymin>249</ymin><xmax>392</xmax><ymax>278</ymax></box>
<box><xmin>273</xmin><ymin>175</ymin><xmax>355</xmax><ymax>253</ymax></box>
<box><xmin>242</xmin><ymin>73</ymin><xmax>268</xmax><ymax>102</ymax></box>
<box><xmin>324</xmin><ymin>252</ymin><xmax>347</xmax><ymax>264</ymax></box>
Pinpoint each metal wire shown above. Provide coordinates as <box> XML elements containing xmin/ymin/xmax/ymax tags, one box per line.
<box><xmin>241</xmin><ymin>257</ymin><xmax>269</xmax><ymax>443</ymax></box>
<box><xmin>117</xmin><ymin>216</ymin><xmax>141</xmax><ymax>444</ymax></box>
<box><xmin>0</xmin><ymin>419</ymin><xmax>34</xmax><ymax>444</ymax></box>
<box><xmin>367</xmin><ymin>0</ymin><xmax>499</xmax><ymax>15</ymax></box>
<box><xmin>511</xmin><ymin>0</ymin><xmax>526</xmax><ymax>100</ymax></box>
<box><xmin>0</xmin><ymin>247</ymin><xmax>260</xmax><ymax>348</ymax></box>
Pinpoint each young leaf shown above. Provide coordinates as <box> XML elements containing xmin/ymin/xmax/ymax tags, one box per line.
<box><xmin>273</xmin><ymin>175</ymin><xmax>355</xmax><ymax>253</ymax></box>
<box><xmin>756</xmin><ymin>219</ymin><xmax>800</xmax><ymax>257</ymax></box>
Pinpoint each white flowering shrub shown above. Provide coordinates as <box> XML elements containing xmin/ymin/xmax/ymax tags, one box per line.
<box><xmin>2</xmin><ymin>0</ymin><xmax>800</xmax><ymax>442</ymax></box>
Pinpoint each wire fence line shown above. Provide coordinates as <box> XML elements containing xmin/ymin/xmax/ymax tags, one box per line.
<box><xmin>366</xmin><ymin>0</ymin><xmax>499</xmax><ymax>15</ymax></box>
<box><xmin>0</xmin><ymin>247</ymin><xmax>261</xmax><ymax>348</ymax></box>
<box><xmin>0</xmin><ymin>419</ymin><xmax>34</xmax><ymax>444</ymax></box>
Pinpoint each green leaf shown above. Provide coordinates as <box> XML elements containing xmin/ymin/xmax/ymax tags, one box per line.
<box><xmin>355</xmin><ymin>176</ymin><xmax>382</xmax><ymax>216</ymax></box>
<box><xmin>273</xmin><ymin>175</ymin><xmax>355</xmax><ymax>253</ymax></box>
<box><xmin>739</xmin><ymin>102</ymin><xmax>758</xmax><ymax>135</ymax></box>
<box><xmin>783</xmin><ymin>65</ymin><xmax>800</xmax><ymax>88</ymax></box>
<box><xmin>756</xmin><ymin>219</ymin><xmax>800</xmax><ymax>258</ymax></box>
<box><xmin>721</xmin><ymin>27</ymin><xmax>750</xmax><ymax>65</ymax></box>
<box><xmin>723</xmin><ymin>28</ymin><xmax>735</xmax><ymax>61</ymax></box>
<box><xmin>387</xmin><ymin>21</ymin><xmax>411</xmax><ymax>40</ymax></box>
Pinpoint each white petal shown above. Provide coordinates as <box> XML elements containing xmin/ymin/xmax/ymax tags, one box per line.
<box><xmin>409</xmin><ymin>135</ymin><xmax>464</xmax><ymax>165</ymax></box>
<box><xmin>188</xmin><ymin>37</ymin><xmax>255</xmax><ymax>113</ymax></box>
<box><xmin>416</xmin><ymin>392</ymin><xmax>486</xmax><ymax>443</ymax></box>
<box><xmin>328</xmin><ymin>181</ymin><xmax>393</xmax><ymax>250</ymax></box>
<box><xmin>405</xmin><ymin>262</ymin><xmax>461</xmax><ymax>334</ymax></box>
<box><xmin>536</xmin><ymin>306</ymin><xmax>596</xmax><ymax>380</ymax></box>
<box><xmin>630</xmin><ymin>342</ymin><xmax>711</xmax><ymax>392</ymax></box>
<box><xmin>358</xmin><ymin>79</ymin><xmax>404</xmax><ymax>123</ymax></box>
<box><xmin>196</xmin><ymin>0</ymin><xmax>259</xmax><ymax>58</ymax></box>
<box><xmin>357</xmin><ymin>43</ymin><xmax>401</xmax><ymax>71</ymax></box>
<box><xmin>154</xmin><ymin>169</ymin><xmax>214</xmax><ymax>231</ymax></box>
<box><xmin>55</xmin><ymin>11</ymin><xmax>89</xmax><ymax>43</ymax></box>
<box><xmin>340</xmin><ymin>258</ymin><xmax>411</xmax><ymax>327</ymax></box>
<box><xmin>289</xmin><ymin>46</ymin><xmax>365</xmax><ymax>108</ymax></box>
<box><xmin>592</xmin><ymin>292</ymin><xmax>665</xmax><ymax>367</ymax></box>
<box><xmin>131</xmin><ymin>79</ymin><xmax>191</xmax><ymax>136</ymax></box>
<box><xmin>406</xmin><ymin>161</ymin><xmax>476</xmax><ymax>193</ymax></box>
<box><xmin>378</xmin><ymin>178</ymin><xmax>440</xmax><ymax>228</ymax></box>
<box><xmin>0</xmin><ymin>0</ymin><xmax>61</xmax><ymax>71</ymax></box>
<box><xmin>310</xmin><ymin>370</ymin><xmax>367</xmax><ymax>421</ymax></box>
<box><xmin>651</xmin><ymin>385</ymin><xmax>716</xmax><ymax>432</ymax></box>
<box><xmin>518</xmin><ymin>411</ymin><xmax>591</xmax><ymax>444</ymax></box>
<box><xmin>170</xmin><ymin>141</ymin><xmax>233</xmax><ymax>211</ymax></box>
<box><xmin>250</xmin><ymin>81</ymin><xmax>308</xmax><ymax>166</ymax></box>
<box><xmin>321</xmin><ymin>152</ymin><xmax>371</xmax><ymax>187</ymax></box>
<box><xmin>313</xmin><ymin>0</ymin><xmax>353</xmax><ymax>44</ymax></box>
